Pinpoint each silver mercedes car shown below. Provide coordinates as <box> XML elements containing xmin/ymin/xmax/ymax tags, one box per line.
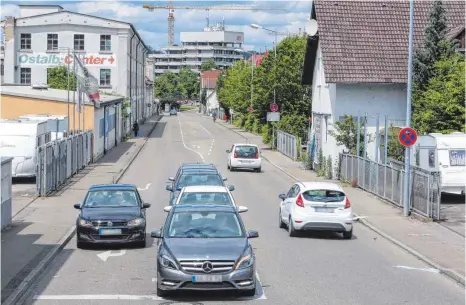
<box><xmin>151</xmin><ymin>204</ymin><xmax>258</xmax><ymax>297</ymax></box>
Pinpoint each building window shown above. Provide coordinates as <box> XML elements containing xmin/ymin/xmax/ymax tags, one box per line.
<box><xmin>47</xmin><ymin>34</ymin><xmax>58</xmax><ymax>50</ymax></box>
<box><xmin>20</xmin><ymin>33</ymin><xmax>31</xmax><ymax>50</ymax></box>
<box><xmin>100</xmin><ymin>35</ymin><xmax>111</xmax><ymax>51</ymax></box>
<box><xmin>20</xmin><ymin>68</ymin><xmax>31</xmax><ymax>84</ymax></box>
<box><xmin>100</xmin><ymin>69</ymin><xmax>111</xmax><ymax>86</ymax></box>
<box><xmin>74</xmin><ymin>34</ymin><xmax>85</xmax><ymax>50</ymax></box>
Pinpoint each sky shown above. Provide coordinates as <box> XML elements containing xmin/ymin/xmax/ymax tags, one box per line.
<box><xmin>0</xmin><ymin>0</ymin><xmax>313</xmax><ymax>51</ymax></box>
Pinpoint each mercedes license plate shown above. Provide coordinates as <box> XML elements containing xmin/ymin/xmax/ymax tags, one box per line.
<box><xmin>99</xmin><ymin>229</ymin><xmax>122</xmax><ymax>235</ymax></box>
<box><xmin>192</xmin><ymin>275</ymin><xmax>222</xmax><ymax>283</ymax></box>
<box><xmin>315</xmin><ymin>207</ymin><xmax>335</xmax><ymax>213</ymax></box>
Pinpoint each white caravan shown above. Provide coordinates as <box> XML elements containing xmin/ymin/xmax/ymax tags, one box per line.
<box><xmin>17</xmin><ymin>114</ymin><xmax>68</xmax><ymax>140</ymax></box>
<box><xmin>0</xmin><ymin>119</ymin><xmax>48</xmax><ymax>178</ymax></box>
<box><xmin>413</xmin><ymin>132</ymin><xmax>466</xmax><ymax>195</ymax></box>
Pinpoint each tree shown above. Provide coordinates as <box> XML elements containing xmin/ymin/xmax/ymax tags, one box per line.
<box><xmin>329</xmin><ymin>115</ymin><xmax>370</xmax><ymax>156</ymax></box>
<box><xmin>177</xmin><ymin>68</ymin><xmax>199</xmax><ymax>99</ymax></box>
<box><xmin>413</xmin><ymin>53</ymin><xmax>465</xmax><ymax>134</ymax></box>
<box><xmin>200</xmin><ymin>59</ymin><xmax>217</xmax><ymax>71</ymax></box>
<box><xmin>47</xmin><ymin>65</ymin><xmax>77</xmax><ymax>91</ymax></box>
<box><xmin>200</xmin><ymin>87</ymin><xmax>207</xmax><ymax>106</ymax></box>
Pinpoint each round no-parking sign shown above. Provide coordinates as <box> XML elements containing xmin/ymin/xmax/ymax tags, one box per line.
<box><xmin>398</xmin><ymin>127</ymin><xmax>418</xmax><ymax>147</ymax></box>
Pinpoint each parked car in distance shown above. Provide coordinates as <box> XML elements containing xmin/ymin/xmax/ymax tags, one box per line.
<box><xmin>166</xmin><ymin>167</ymin><xmax>233</xmax><ymax>205</ymax></box>
<box><xmin>169</xmin><ymin>109</ymin><xmax>177</xmax><ymax>115</ymax></box>
<box><xmin>226</xmin><ymin>143</ymin><xmax>262</xmax><ymax>172</ymax></box>
<box><xmin>151</xmin><ymin>204</ymin><xmax>258</xmax><ymax>297</ymax></box>
<box><xmin>163</xmin><ymin>185</ymin><xmax>247</xmax><ymax>213</ymax></box>
<box><xmin>278</xmin><ymin>182</ymin><xmax>353</xmax><ymax>239</ymax></box>
<box><xmin>74</xmin><ymin>184</ymin><xmax>151</xmax><ymax>248</ymax></box>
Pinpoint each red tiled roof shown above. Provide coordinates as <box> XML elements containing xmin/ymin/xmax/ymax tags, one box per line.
<box><xmin>313</xmin><ymin>0</ymin><xmax>465</xmax><ymax>84</ymax></box>
<box><xmin>200</xmin><ymin>70</ymin><xmax>221</xmax><ymax>89</ymax></box>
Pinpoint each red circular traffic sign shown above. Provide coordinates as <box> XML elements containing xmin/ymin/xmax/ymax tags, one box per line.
<box><xmin>248</xmin><ymin>106</ymin><xmax>254</xmax><ymax>113</ymax></box>
<box><xmin>270</xmin><ymin>103</ymin><xmax>278</xmax><ymax>112</ymax></box>
<box><xmin>398</xmin><ymin>127</ymin><xmax>418</xmax><ymax>147</ymax></box>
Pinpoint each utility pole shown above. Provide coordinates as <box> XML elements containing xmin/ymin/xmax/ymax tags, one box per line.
<box><xmin>72</xmin><ymin>51</ymin><xmax>76</xmax><ymax>133</ymax></box>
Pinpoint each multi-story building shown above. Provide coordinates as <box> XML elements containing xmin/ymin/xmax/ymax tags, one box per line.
<box><xmin>150</xmin><ymin>22</ymin><xmax>244</xmax><ymax>76</ymax></box>
<box><xmin>1</xmin><ymin>4</ymin><xmax>154</xmax><ymax>133</ymax></box>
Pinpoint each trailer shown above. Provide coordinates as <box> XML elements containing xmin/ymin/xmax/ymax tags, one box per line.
<box><xmin>17</xmin><ymin>114</ymin><xmax>68</xmax><ymax>140</ymax></box>
<box><xmin>413</xmin><ymin>132</ymin><xmax>466</xmax><ymax>195</ymax></box>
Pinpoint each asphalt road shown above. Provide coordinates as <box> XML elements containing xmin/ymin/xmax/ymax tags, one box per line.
<box><xmin>21</xmin><ymin>111</ymin><xmax>465</xmax><ymax>305</ymax></box>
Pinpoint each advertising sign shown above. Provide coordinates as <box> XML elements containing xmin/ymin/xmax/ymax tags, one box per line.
<box><xmin>17</xmin><ymin>52</ymin><xmax>116</xmax><ymax>67</ymax></box>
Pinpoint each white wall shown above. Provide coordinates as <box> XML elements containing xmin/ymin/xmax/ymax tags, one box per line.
<box><xmin>1</xmin><ymin>157</ymin><xmax>13</xmax><ymax>230</ymax></box>
<box><xmin>93</xmin><ymin>106</ymin><xmax>104</xmax><ymax>160</ymax></box>
<box><xmin>180</xmin><ymin>31</ymin><xmax>244</xmax><ymax>43</ymax></box>
<box><xmin>206</xmin><ymin>90</ymin><xmax>218</xmax><ymax>112</ymax></box>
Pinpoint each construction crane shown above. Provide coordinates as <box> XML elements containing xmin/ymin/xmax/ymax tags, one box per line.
<box><xmin>143</xmin><ymin>2</ymin><xmax>287</xmax><ymax>46</ymax></box>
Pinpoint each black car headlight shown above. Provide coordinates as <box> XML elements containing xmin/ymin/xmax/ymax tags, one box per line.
<box><xmin>235</xmin><ymin>247</ymin><xmax>254</xmax><ymax>270</ymax></box>
<box><xmin>127</xmin><ymin>218</ymin><xmax>145</xmax><ymax>227</ymax></box>
<box><xmin>158</xmin><ymin>247</ymin><xmax>178</xmax><ymax>270</ymax></box>
<box><xmin>78</xmin><ymin>218</ymin><xmax>93</xmax><ymax>227</ymax></box>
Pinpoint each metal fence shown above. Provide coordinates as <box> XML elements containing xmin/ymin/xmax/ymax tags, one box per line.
<box><xmin>277</xmin><ymin>129</ymin><xmax>298</xmax><ymax>161</ymax></box>
<box><xmin>36</xmin><ymin>131</ymin><xmax>93</xmax><ymax>196</ymax></box>
<box><xmin>339</xmin><ymin>153</ymin><xmax>442</xmax><ymax>220</ymax></box>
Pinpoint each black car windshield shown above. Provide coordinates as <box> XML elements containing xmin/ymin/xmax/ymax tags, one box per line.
<box><xmin>83</xmin><ymin>190</ymin><xmax>139</xmax><ymax>208</ymax></box>
<box><xmin>302</xmin><ymin>189</ymin><xmax>345</xmax><ymax>202</ymax></box>
<box><xmin>167</xmin><ymin>211</ymin><xmax>243</xmax><ymax>238</ymax></box>
<box><xmin>176</xmin><ymin>174</ymin><xmax>223</xmax><ymax>189</ymax></box>
<box><xmin>178</xmin><ymin>192</ymin><xmax>233</xmax><ymax>205</ymax></box>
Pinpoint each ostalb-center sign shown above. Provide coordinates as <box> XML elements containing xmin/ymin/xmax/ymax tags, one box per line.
<box><xmin>17</xmin><ymin>53</ymin><xmax>117</xmax><ymax>66</ymax></box>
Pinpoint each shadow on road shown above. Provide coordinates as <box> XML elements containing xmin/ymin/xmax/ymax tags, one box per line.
<box><xmin>150</xmin><ymin>122</ymin><xmax>167</xmax><ymax>139</ymax></box>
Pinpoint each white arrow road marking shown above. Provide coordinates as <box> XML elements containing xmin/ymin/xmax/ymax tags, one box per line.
<box><xmin>177</xmin><ymin>114</ymin><xmax>205</xmax><ymax>162</ymax></box>
<box><xmin>97</xmin><ymin>250</ymin><xmax>126</xmax><ymax>262</ymax></box>
<box><xmin>393</xmin><ymin>265</ymin><xmax>440</xmax><ymax>273</ymax></box>
<box><xmin>137</xmin><ymin>183</ymin><xmax>151</xmax><ymax>191</ymax></box>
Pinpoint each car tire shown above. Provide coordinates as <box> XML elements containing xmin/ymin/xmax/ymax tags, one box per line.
<box><xmin>230</xmin><ymin>166</ymin><xmax>235</xmax><ymax>171</ymax></box>
<box><xmin>136</xmin><ymin>239</ymin><xmax>146</xmax><ymax>248</ymax></box>
<box><xmin>157</xmin><ymin>287</ymin><xmax>169</xmax><ymax>298</ymax></box>
<box><xmin>278</xmin><ymin>209</ymin><xmax>285</xmax><ymax>229</ymax></box>
<box><xmin>288</xmin><ymin>217</ymin><xmax>297</xmax><ymax>237</ymax></box>
<box><xmin>256</xmin><ymin>167</ymin><xmax>261</xmax><ymax>173</ymax></box>
<box><xmin>240</xmin><ymin>287</ymin><xmax>256</xmax><ymax>297</ymax></box>
<box><xmin>343</xmin><ymin>229</ymin><xmax>353</xmax><ymax>240</ymax></box>
<box><xmin>76</xmin><ymin>239</ymin><xmax>84</xmax><ymax>249</ymax></box>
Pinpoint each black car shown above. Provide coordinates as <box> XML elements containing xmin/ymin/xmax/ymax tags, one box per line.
<box><xmin>151</xmin><ymin>204</ymin><xmax>259</xmax><ymax>297</ymax></box>
<box><xmin>74</xmin><ymin>184</ymin><xmax>151</xmax><ymax>248</ymax></box>
<box><xmin>166</xmin><ymin>166</ymin><xmax>234</xmax><ymax>205</ymax></box>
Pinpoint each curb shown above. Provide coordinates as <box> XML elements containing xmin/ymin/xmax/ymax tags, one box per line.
<box><xmin>3</xmin><ymin>116</ymin><xmax>162</xmax><ymax>305</ymax></box>
<box><xmin>218</xmin><ymin>120</ymin><xmax>465</xmax><ymax>287</ymax></box>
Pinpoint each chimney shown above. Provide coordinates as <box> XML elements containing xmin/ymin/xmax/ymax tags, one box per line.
<box><xmin>3</xmin><ymin>16</ymin><xmax>16</xmax><ymax>84</ymax></box>
<box><xmin>4</xmin><ymin>16</ymin><xmax>15</xmax><ymax>43</ymax></box>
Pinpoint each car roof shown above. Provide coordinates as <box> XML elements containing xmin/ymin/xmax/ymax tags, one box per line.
<box><xmin>180</xmin><ymin>169</ymin><xmax>220</xmax><ymax>174</ymax></box>
<box><xmin>233</xmin><ymin>143</ymin><xmax>259</xmax><ymax>147</ymax></box>
<box><xmin>180</xmin><ymin>163</ymin><xmax>216</xmax><ymax>169</ymax></box>
<box><xmin>172</xmin><ymin>204</ymin><xmax>237</xmax><ymax>213</ymax></box>
<box><xmin>299</xmin><ymin>182</ymin><xmax>344</xmax><ymax>192</ymax></box>
<box><xmin>88</xmin><ymin>184</ymin><xmax>137</xmax><ymax>191</ymax></box>
<box><xmin>182</xmin><ymin>185</ymin><xmax>229</xmax><ymax>193</ymax></box>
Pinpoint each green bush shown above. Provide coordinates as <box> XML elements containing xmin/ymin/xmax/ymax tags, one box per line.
<box><xmin>317</xmin><ymin>149</ymin><xmax>325</xmax><ymax>177</ymax></box>
<box><xmin>325</xmin><ymin>155</ymin><xmax>333</xmax><ymax>180</ymax></box>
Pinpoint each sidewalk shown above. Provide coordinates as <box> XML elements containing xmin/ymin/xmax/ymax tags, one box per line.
<box><xmin>217</xmin><ymin>119</ymin><xmax>465</xmax><ymax>286</ymax></box>
<box><xmin>0</xmin><ymin>115</ymin><xmax>161</xmax><ymax>304</ymax></box>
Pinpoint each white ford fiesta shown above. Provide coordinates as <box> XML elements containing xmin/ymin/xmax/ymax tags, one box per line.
<box><xmin>278</xmin><ymin>182</ymin><xmax>353</xmax><ymax>239</ymax></box>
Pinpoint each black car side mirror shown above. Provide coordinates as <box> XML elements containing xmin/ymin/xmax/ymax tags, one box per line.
<box><xmin>226</xmin><ymin>150</ymin><xmax>230</xmax><ymax>153</ymax></box>
<box><xmin>151</xmin><ymin>229</ymin><xmax>162</xmax><ymax>238</ymax></box>
<box><xmin>247</xmin><ymin>230</ymin><xmax>259</xmax><ymax>238</ymax></box>
<box><xmin>73</xmin><ymin>203</ymin><xmax>81</xmax><ymax>209</ymax></box>
<box><xmin>166</xmin><ymin>185</ymin><xmax>173</xmax><ymax>192</ymax></box>
<box><xmin>227</xmin><ymin>185</ymin><xmax>235</xmax><ymax>191</ymax></box>
<box><xmin>142</xmin><ymin>203</ymin><xmax>151</xmax><ymax>209</ymax></box>
<box><xmin>278</xmin><ymin>194</ymin><xmax>286</xmax><ymax>200</ymax></box>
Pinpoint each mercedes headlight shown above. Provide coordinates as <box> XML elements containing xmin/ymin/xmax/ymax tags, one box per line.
<box><xmin>235</xmin><ymin>247</ymin><xmax>254</xmax><ymax>270</ymax></box>
<box><xmin>78</xmin><ymin>218</ymin><xmax>93</xmax><ymax>227</ymax></box>
<box><xmin>158</xmin><ymin>247</ymin><xmax>178</xmax><ymax>270</ymax></box>
<box><xmin>127</xmin><ymin>218</ymin><xmax>145</xmax><ymax>226</ymax></box>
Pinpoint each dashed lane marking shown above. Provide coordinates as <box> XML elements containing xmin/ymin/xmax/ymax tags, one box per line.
<box><xmin>177</xmin><ymin>114</ymin><xmax>205</xmax><ymax>163</ymax></box>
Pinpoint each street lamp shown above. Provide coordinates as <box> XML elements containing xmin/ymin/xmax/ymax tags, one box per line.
<box><xmin>51</xmin><ymin>47</ymin><xmax>74</xmax><ymax>133</ymax></box>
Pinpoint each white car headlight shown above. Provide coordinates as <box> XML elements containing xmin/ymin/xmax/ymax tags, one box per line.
<box><xmin>127</xmin><ymin>218</ymin><xmax>145</xmax><ymax>226</ymax></box>
<box><xmin>235</xmin><ymin>247</ymin><xmax>254</xmax><ymax>270</ymax></box>
<box><xmin>78</xmin><ymin>218</ymin><xmax>93</xmax><ymax>227</ymax></box>
<box><xmin>158</xmin><ymin>247</ymin><xmax>178</xmax><ymax>270</ymax></box>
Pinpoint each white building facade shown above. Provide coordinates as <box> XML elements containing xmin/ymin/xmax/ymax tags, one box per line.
<box><xmin>150</xmin><ymin>23</ymin><xmax>244</xmax><ymax>76</ymax></box>
<box><xmin>1</xmin><ymin>5</ymin><xmax>154</xmax><ymax>134</ymax></box>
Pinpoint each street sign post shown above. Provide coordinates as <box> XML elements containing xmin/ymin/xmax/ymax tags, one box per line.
<box><xmin>267</xmin><ymin>112</ymin><xmax>280</xmax><ymax>122</ymax></box>
<box><xmin>270</xmin><ymin>103</ymin><xmax>278</xmax><ymax>112</ymax></box>
<box><xmin>398</xmin><ymin>127</ymin><xmax>417</xmax><ymax>147</ymax></box>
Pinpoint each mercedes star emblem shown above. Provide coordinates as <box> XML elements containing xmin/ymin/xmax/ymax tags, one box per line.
<box><xmin>107</xmin><ymin>221</ymin><xmax>113</xmax><ymax>227</ymax></box>
<box><xmin>202</xmin><ymin>261</ymin><xmax>213</xmax><ymax>273</ymax></box>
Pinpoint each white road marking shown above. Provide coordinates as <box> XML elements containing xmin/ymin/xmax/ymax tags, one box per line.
<box><xmin>33</xmin><ymin>295</ymin><xmax>164</xmax><ymax>300</ymax></box>
<box><xmin>152</xmin><ymin>277</ymin><xmax>157</xmax><ymax>282</ymax></box>
<box><xmin>177</xmin><ymin>114</ymin><xmax>205</xmax><ymax>162</ymax></box>
<box><xmin>255</xmin><ymin>271</ymin><xmax>267</xmax><ymax>299</ymax></box>
<box><xmin>97</xmin><ymin>250</ymin><xmax>126</xmax><ymax>262</ymax></box>
<box><xmin>137</xmin><ymin>183</ymin><xmax>151</xmax><ymax>191</ymax></box>
<box><xmin>393</xmin><ymin>265</ymin><xmax>440</xmax><ymax>273</ymax></box>
<box><xmin>199</xmin><ymin>123</ymin><xmax>213</xmax><ymax>137</ymax></box>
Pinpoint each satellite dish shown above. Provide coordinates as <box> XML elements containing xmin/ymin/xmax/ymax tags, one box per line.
<box><xmin>305</xmin><ymin>19</ymin><xmax>318</xmax><ymax>36</ymax></box>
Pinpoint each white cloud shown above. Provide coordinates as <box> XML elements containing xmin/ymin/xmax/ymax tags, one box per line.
<box><xmin>0</xmin><ymin>4</ymin><xmax>20</xmax><ymax>18</ymax></box>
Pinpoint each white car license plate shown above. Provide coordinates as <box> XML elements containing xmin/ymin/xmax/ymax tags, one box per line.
<box><xmin>240</xmin><ymin>160</ymin><xmax>253</xmax><ymax>163</ymax></box>
<box><xmin>99</xmin><ymin>229</ymin><xmax>122</xmax><ymax>235</ymax></box>
<box><xmin>315</xmin><ymin>207</ymin><xmax>335</xmax><ymax>213</ymax></box>
<box><xmin>192</xmin><ymin>275</ymin><xmax>222</xmax><ymax>283</ymax></box>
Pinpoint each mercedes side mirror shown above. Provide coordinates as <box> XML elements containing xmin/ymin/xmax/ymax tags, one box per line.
<box><xmin>151</xmin><ymin>229</ymin><xmax>162</xmax><ymax>238</ymax></box>
<box><xmin>164</xmin><ymin>206</ymin><xmax>172</xmax><ymax>213</ymax></box>
<box><xmin>247</xmin><ymin>230</ymin><xmax>259</xmax><ymax>238</ymax></box>
<box><xmin>166</xmin><ymin>185</ymin><xmax>173</xmax><ymax>192</ymax></box>
<box><xmin>279</xmin><ymin>194</ymin><xmax>286</xmax><ymax>200</ymax></box>
<box><xmin>142</xmin><ymin>203</ymin><xmax>151</xmax><ymax>209</ymax></box>
<box><xmin>237</xmin><ymin>206</ymin><xmax>248</xmax><ymax>213</ymax></box>
<box><xmin>228</xmin><ymin>185</ymin><xmax>235</xmax><ymax>191</ymax></box>
<box><xmin>168</xmin><ymin>177</ymin><xmax>175</xmax><ymax>181</ymax></box>
<box><xmin>73</xmin><ymin>203</ymin><xmax>81</xmax><ymax>209</ymax></box>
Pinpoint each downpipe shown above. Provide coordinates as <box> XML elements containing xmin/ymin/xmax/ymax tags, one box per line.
<box><xmin>129</xmin><ymin>33</ymin><xmax>136</xmax><ymax>134</ymax></box>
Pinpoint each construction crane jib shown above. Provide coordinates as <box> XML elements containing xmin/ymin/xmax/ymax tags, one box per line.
<box><xmin>142</xmin><ymin>3</ymin><xmax>287</xmax><ymax>46</ymax></box>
